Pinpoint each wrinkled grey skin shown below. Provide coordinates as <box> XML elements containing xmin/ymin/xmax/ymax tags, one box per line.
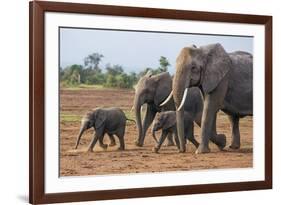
<box><xmin>152</xmin><ymin>111</ymin><xmax>200</xmax><ymax>153</ymax></box>
<box><xmin>168</xmin><ymin>43</ymin><xmax>252</xmax><ymax>153</ymax></box>
<box><xmin>133</xmin><ymin>71</ymin><xmax>203</xmax><ymax>147</ymax></box>
<box><xmin>75</xmin><ymin>108</ymin><xmax>128</xmax><ymax>152</ymax></box>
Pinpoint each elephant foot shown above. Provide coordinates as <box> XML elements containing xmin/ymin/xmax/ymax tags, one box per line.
<box><xmin>100</xmin><ymin>144</ymin><xmax>108</xmax><ymax>150</ymax></box>
<box><xmin>165</xmin><ymin>141</ymin><xmax>175</xmax><ymax>147</ymax></box>
<box><xmin>109</xmin><ymin>142</ymin><xmax>116</xmax><ymax>147</ymax></box>
<box><xmin>178</xmin><ymin>147</ymin><xmax>186</xmax><ymax>153</ymax></box>
<box><xmin>195</xmin><ymin>144</ymin><xmax>210</xmax><ymax>154</ymax></box>
<box><xmin>214</xmin><ymin>134</ymin><xmax>227</xmax><ymax>151</ymax></box>
<box><xmin>152</xmin><ymin>147</ymin><xmax>159</xmax><ymax>153</ymax></box>
<box><xmin>134</xmin><ymin>140</ymin><xmax>143</xmax><ymax>147</ymax></box>
<box><xmin>87</xmin><ymin>148</ymin><xmax>93</xmax><ymax>153</ymax></box>
<box><xmin>229</xmin><ymin>143</ymin><xmax>240</xmax><ymax>149</ymax></box>
<box><xmin>117</xmin><ymin>147</ymin><xmax>125</xmax><ymax>151</ymax></box>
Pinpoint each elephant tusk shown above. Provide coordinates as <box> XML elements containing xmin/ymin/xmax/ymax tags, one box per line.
<box><xmin>177</xmin><ymin>88</ymin><xmax>188</xmax><ymax>111</ymax></box>
<box><xmin>160</xmin><ymin>90</ymin><xmax>173</xmax><ymax>106</ymax></box>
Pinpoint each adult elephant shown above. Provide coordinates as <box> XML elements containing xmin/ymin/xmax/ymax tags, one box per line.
<box><xmin>133</xmin><ymin>71</ymin><xmax>203</xmax><ymax>147</ymax></box>
<box><xmin>161</xmin><ymin>43</ymin><xmax>253</xmax><ymax>153</ymax></box>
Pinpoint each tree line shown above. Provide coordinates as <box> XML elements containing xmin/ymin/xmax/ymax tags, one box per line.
<box><xmin>60</xmin><ymin>52</ymin><xmax>170</xmax><ymax>89</ymax></box>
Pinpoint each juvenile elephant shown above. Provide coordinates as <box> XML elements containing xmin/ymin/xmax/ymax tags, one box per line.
<box><xmin>75</xmin><ymin>107</ymin><xmax>133</xmax><ymax>152</ymax></box>
<box><xmin>133</xmin><ymin>71</ymin><xmax>203</xmax><ymax>147</ymax></box>
<box><xmin>152</xmin><ymin>111</ymin><xmax>200</xmax><ymax>153</ymax></box>
<box><xmin>161</xmin><ymin>43</ymin><xmax>253</xmax><ymax>153</ymax></box>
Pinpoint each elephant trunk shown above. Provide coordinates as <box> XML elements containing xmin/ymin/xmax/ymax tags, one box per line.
<box><xmin>134</xmin><ymin>95</ymin><xmax>143</xmax><ymax>146</ymax></box>
<box><xmin>173</xmin><ymin>75</ymin><xmax>190</xmax><ymax>153</ymax></box>
<box><xmin>75</xmin><ymin>127</ymin><xmax>85</xmax><ymax>149</ymax></box>
<box><xmin>176</xmin><ymin>108</ymin><xmax>186</xmax><ymax>152</ymax></box>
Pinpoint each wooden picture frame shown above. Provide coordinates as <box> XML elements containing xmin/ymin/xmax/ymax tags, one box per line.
<box><xmin>29</xmin><ymin>1</ymin><xmax>272</xmax><ymax>204</ymax></box>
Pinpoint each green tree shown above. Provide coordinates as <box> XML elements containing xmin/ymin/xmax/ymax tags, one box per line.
<box><xmin>105</xmin><ymin>64</ymin><xmax>124</xmax><ymax>76</ymax></box>
<box><xmin>158</xmin><ymin>56</ymin><xmax>170</xmax><ymax>72</ymax></box>
<box><xmin>69</xmin><ymin>69</ymin><xmax>80</xmax><ymax>85</ymax></box>
<box><xmin>104</xmin><ymin>68</ymin><xmax>136</xmax><ymax>89</ymax></box>
<box><xmin>84</xmin><ymin>53</ymin><xmax>104</xmax><ymax>72</ymax></box>
<box><xmin>117</xmin><ymin>73</ymin><xmax>131</xmax><ymax>88</ymax></box>
<box><xmin>61</xmin><ymin>64</ymin><xmax>83</xmax><ymax>86</ymax></box>
<box><xmin>61</xmin><ymin>53</ymin><xmax>170</xmax><ymax>89</ymax></box>
<box><xmin>105</xmin><ymin>74</ymin><xmax>117</xmax><ymax>87</ymax></box>
<box><xmin>128</xmin><ymin>72</ymin><xmax>138</xmax><ymax>86</ymax></box>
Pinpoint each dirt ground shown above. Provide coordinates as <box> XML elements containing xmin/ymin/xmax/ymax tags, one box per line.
<box><xmin>59</xmin><ymin>87</ymin><xmax>253</xmax><ymax>176</ymax></box>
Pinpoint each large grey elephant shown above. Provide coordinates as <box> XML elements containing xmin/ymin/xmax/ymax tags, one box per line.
<box><xmin>152</xmin><ymin>111</ymin><xmax>200</xmax><ymax>153</ymax></box>
<box><xmin>133</xmin><ymin>71</ymin><xmax>203</xmax><ymax>147</ymax></box>
<box><xmin>75</xmin><ymin>107</ymin><xmax>134</xmax><ymax>152</ymax></box>
<box><xmin>161</xmin><ymin>43</ymin><xmax>253</xmax><ymax>153</ymax></box>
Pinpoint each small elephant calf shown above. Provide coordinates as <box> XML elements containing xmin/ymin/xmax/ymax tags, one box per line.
<box><xmin>152</xmin><ymin>111</ymin><xmax>200</xmax><ymax>153</ymax></box>
<box><xmin>75</xmin><ymin>107</ymin><xmax>134</xmax><ymax>152</ymax></box>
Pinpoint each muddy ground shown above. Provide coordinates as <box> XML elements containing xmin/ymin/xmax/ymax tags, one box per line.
<box><xmin>60</xmin><ymin>87</ymin><xmax>253</xmax><ymax>176</ymax></box>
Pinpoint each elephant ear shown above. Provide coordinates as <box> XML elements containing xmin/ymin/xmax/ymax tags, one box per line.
<box><xmin>162</xmin><ymin>112</ymin><xmax>176</xmax><ymax>130</ymax></box>
<box><xmin>95</xmin><ymin>109</ymin><xmax>106</xmax><ymax>129</ymax></box>
<box><xmin>202</xmin><ymin>44</ymin><xmax>231</xmax><ymax>94</ymax></box>
<box><xmin>154</xmin><ymin>72</ymin><xmax>173</xmax><ymax>105</ymax></box>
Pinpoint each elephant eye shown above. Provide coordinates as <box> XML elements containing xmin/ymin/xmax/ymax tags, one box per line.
<box><xmin>191</xmin><ymin>64</ymin><xmax>201</xmax><ymax>74</ymax></box>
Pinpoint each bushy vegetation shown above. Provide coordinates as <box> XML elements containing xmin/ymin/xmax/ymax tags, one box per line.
<box><xmin>60</xmin><ymin>52</ymin><xmax>170</xmax><ymax>89</ymax></box>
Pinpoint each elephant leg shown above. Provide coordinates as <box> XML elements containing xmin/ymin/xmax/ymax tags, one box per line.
<box><xmin>108</xmin><ymin>134</ymin><xmax>116</xmax><ymax>146</ymax></box>
<box><xmin>174</xmin><ymin>132</ymin><xmax>180</xmax><ymax>150</ymax></box>
<box><xmin>228</xmin><ymin>115</ymin><xmax>241</xmax><ymax>149</ymax></box>
<box><xmin>177</xmin><ymin>109</ymin><xmax>186</xmax><ymax>153</ymax></box>
<box><xmin>98</xmin><ymin>134</ymin><xmax>108</xmax><ymax>149</ymax></box>
<box><xmin>137</xmin><ymin>105</ymin><xmax>156</xmax><ymax>146</ymax></box>
<box><xmin>189</xmin><ymin>137</ymin><xmax>199</xmax><ymax>148</ymax></box>
<box><xmin>209</xmin><ymin>114</ymin><xmax>226</xmax><ymax>150</ymax></box>
<box><xmin>116</xmin><ymin>128</ymin><xmax>125</xmax><ymax>150</ymax></box>
<box><xmin>153</xmin><ymin>130</ymin><xmax>169</xmax><ymax>153</ymax></box>
<box><xmin>196</xmin><ymin>78</ymin><xmax>228</xmax><ymax>154</ymax></box>
<box><xmin>196</xmin><ymin>107</ymin><xmax>214</xmax><ymax>153</ymax></box>
<box><xmin>87</xmin><ymin>133</ymin><xmax>99</xmax><ymax>152</ymax></box>
<box><xmin>165</xmin><ymin>132</ymin><xmax>175</xmax><ymax>146</ymax></box>
<box><xmin>196</xmin><ymin>99</ymin><xmax>224</xmax><ymax>153</ymax></box>
<box><xmin>186</xmin><ymin>123</ymin><xmax>199</xmax><ymax>148</ymax></box>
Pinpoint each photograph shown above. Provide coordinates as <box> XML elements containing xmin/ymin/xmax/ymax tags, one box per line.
<box><xmin>29</xmin><ymin>1</ymin><xmax>272</xmax><ymax>203</ymax></box>
<box><xmin>59</xmin><ymin>27</ymin><xmax>253</xmax><ymax>177</ymax></box>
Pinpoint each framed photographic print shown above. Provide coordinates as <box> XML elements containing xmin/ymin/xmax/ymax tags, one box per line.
<box><xmin>29</xmin><ymin>1</ymin><xmax>272</xmax><ymax>204</ymax></box>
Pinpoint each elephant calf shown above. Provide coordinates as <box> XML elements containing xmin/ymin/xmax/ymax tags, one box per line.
<box><xmin>152</xmin><ymin>111</ymin><xmax>200</xmax><ymax>153</ymax></box>
<box><xmin>75</xmin><ymin>107</ymin><xmax>134</xmax><ymax>152</ymax></box>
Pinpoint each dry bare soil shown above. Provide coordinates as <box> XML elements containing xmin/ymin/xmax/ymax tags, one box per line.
<box><xmin>60</xmin><ymin>86</ymin><xmax>253</xmax><ymax>176</ymax></box>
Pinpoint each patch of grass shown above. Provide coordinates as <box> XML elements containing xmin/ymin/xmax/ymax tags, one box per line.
<box><xmin>80</xmin><ymin>84</ymin><xmax>104</xmax><ymax>89</ymax></box>
<box><xmin>124</xmin><ymin>110</ymin><xmax>135</xmax><ymax>121</ymax></box>
<box><xmin>60</xmin><ymin>84</ymin><xmax>104</xmax><ymax>91</ymax></box>
<box><xmin>60</xmin><ymin>113</ymin><xmax>81</xmax><ymax>123</ymax></box>
<box><xmin>60</xmin><ymin>83</ymin><xmax>134</xmax><ymax>91</ymax></box>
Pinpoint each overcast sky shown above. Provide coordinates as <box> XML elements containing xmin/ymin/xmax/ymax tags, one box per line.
<box><xmin>60</xmin><ymin>27</ymin><xmax>253</xmax><ymax>74</ymax></box>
